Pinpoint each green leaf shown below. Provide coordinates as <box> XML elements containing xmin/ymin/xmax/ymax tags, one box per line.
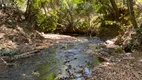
<box><xmin>71</xmin><ymin>0</ymin><xmax>82</xmax><ymax>4</ymax></box>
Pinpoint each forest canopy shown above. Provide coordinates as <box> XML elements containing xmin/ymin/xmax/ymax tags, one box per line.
<box><xmin>0</xmin><ymin>0</ymin><xmax>142</xmax><ymax>36</ymax></box>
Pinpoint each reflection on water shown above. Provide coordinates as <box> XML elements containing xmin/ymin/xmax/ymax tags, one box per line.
<box><xmin>37</xmin><ymin>37</ymin><xmax>103</xmax><ymax>80</ymax></box>
<box><xmin>84</xmin><ymin>67</ymin><xmax>92</xmax><ymax>75</ymax></box>
<box><xmin>0</xmin><ymin>37</ymin><xmax>105</xmax><ymax>80</ymax></box>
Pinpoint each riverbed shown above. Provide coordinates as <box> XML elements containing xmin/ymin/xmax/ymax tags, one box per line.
<box><xmin>0</xmin><ymin>36</ymin><xmax>108</xmax><ymax>80</ymax></box>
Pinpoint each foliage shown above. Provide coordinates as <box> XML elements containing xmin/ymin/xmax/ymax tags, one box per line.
<box><xmin>4</xmin><ymin>0</ymin><xmax>141</xmax><ymax>36</ymax></box>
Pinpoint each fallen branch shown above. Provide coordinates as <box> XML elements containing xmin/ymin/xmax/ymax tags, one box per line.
<box><xmin>1</xmin><ymin>49</ymin><xmax>43</xmax><ymax>62</ymax></box>
<box><xmin>1</xmin><ymin>57</ymin><xmax>9</xmax><ymax>65</ymax></box>
<box><xmin>10</xmin><ymin>49</ymin><xmax>42</xmax><ymax>61</ymax></box>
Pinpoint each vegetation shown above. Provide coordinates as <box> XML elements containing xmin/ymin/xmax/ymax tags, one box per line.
<box><xmin>1</xmin><ymin>0</ymin><xmax>140</xmax><ymax>34</ymax></box>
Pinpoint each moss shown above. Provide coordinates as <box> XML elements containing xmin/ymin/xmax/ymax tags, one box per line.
<box><xmin>44</xmin><ymin>74</ymin><xmax>56</xmax><ymax>80</ymax></box>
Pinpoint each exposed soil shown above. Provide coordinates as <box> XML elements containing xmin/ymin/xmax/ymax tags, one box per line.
<box><xmin>88</xmin><ymin>51</ymin><xmax>142</xmax><ymax>80</ymax></box>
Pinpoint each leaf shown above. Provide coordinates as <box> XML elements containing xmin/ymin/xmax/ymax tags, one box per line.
<box><xmin>71</xmin><ymin>0</ymin><xmax>82</xmax><ymax>4</ymax></box>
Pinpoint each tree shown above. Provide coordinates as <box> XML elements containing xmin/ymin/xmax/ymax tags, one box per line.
<box><xmin>109</xmin><ymin>0</ymin><xmax>119</xmax><ymax>19</ymax></box>
<box><xmin>127</xmin><ymin>0</ymin><xmax>138</xmax><ymax>29</ymax></box>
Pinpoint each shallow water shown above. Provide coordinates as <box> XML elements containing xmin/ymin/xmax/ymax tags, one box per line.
<box><xmin>0</xmin><ymin>37</ymin><xmax>105</xmax><ymax>80</ymax></box>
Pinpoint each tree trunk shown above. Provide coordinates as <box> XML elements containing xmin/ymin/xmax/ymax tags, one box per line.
<box><xmin>127</xmin><ymin>0</ymin><xmax>138</xmax><ymax>29</ymax></box>
<box><xmin>109</xmin><ymin>0</ymin><xmax>119</xmax><ymax>19</ymax></box>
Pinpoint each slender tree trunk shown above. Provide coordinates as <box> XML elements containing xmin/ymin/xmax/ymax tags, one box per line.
<box><xmin>109</xmin><ymin>0</ymin><xmax>119</xmax><ymax>18</ymax></box>
<box><xmin>25</xmin><ymin>0</ymin><xmax>29</xmax><ymax>19</ymax></box>
<box><xmin>127</xmin><ymin>0</ymin><xmax>138</xmax><ymax>29</ymax></box>
<box><xmin>98</xmin><ymin>0</ymin><xmax>113</xmax><ymax>14</ymax></box>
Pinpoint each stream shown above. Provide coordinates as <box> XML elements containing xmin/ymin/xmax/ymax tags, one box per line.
<box><xmin>0</xmin><ymin>37</ymin><xmax>106</xmax><ymax>80</ymax></box>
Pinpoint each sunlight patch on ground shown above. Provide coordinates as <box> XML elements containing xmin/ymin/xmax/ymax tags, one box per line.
<box><xmin>42</xmin><ymin>34</ymin><xmax>76</xmax><ymax>39</ymax></box>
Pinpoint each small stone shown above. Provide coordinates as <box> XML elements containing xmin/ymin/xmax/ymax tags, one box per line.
<box><xmin>74</xmin><ymin>57</ymin><xmax>77</xmax><ymax>60</ymax></box>
<box><xmin>68</xmin><ymin>65</ymin><xmax>72</xmax><ymax>69</ymax></box>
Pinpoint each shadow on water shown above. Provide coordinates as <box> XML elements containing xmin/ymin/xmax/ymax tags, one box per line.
<box><xmin>0</xmin><ymin>37</ymin><xmax>106</xmax><ymax>80</ymax></box>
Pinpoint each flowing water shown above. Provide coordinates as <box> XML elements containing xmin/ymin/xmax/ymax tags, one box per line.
<box><xmin>0</xmin><ymin>37</ymin><xmax>105</xmax><ymax>80</ymax></box>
